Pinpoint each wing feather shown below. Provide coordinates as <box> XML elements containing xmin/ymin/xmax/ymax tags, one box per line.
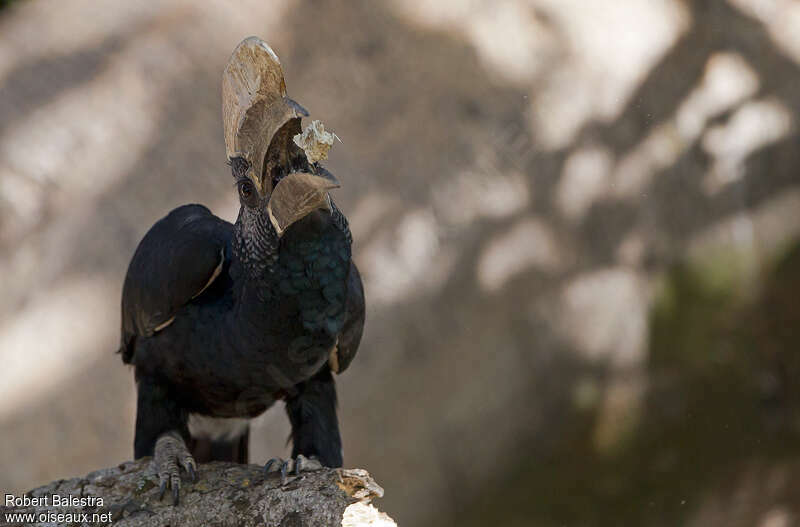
<box><xmin>119</xmin><ymin>204</ymin><xmax>233</xmax><ymax>363</ymax></box>
<box><xmin>330</xmin><ymin>261</ymin><xmax>364</xmax><ymax>374</ymax></box>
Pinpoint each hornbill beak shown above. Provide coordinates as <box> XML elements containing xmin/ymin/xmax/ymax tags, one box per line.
<box><xmin>222</xmin><ymin>37</ymin><xmax>341</xmax><ymax>237</ymax></box>
<box><xmin>221</xmin><ymin>36</ymin><xmax>308</xmax><ymax>194</ymax></box>
<box><xmin>267</xmin><ymin>169</ymin><xmax>340</xmax><ymax>236</ymax></box>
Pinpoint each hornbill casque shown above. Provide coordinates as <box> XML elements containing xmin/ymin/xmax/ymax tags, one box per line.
<box><xmin>118</xmin><ymin>37</ymin><xmax>364</xmax><ymax>504</ymax></box>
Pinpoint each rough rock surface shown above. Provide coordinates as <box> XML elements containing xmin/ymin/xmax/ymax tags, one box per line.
<box><xmin>0</xmin><ymin>460</ymin><xmax>393</xmax><ymax>527</ymax></box>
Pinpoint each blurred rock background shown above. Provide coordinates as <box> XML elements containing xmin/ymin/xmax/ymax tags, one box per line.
<box><xmin>1</xmin><ymin>0</ymin><xmax>800</xmax><ymax>525</ymax></box>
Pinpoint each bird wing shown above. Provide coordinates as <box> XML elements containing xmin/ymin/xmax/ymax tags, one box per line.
<box><xmin>330</xmin><ymin>261</ymin><xmax>365</xmax><ymax>374</ymax></box>
<box><xmin>119</xmin><ymin>204</ymin><xmax>233</xmax><ymax>363</ymax></box>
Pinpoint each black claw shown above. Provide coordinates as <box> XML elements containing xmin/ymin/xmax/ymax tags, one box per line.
<box><xmin>294</xmin><ymin>456</ymin><xmax>303</xmax><ymax>476</ymax></box>
<box><xmin>158</xmin><ymin>479</ymin><xmax>167</xmax><ymax>501</ymax></box>
<box><xmin>280</xmin><ymin>461</ymin><xmax>289</xmax><ymax>485</ymax></box>
<box><xmin>188</xmin><ymin>465</ymin><xmax>197</xmax><ymax>482</ymax></box>
<box><xmin>264</xmin><ymin>458</ymin><xmax>277</xmax><ymax>476</ymax></box>
<box><xmin>172</xmin><ymin>484</ymin><xmax>180</xmax><ymax>506</ymax></box>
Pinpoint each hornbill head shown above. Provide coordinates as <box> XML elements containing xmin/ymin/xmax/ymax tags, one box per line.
<box><xmin>222</xmin><ymin>36</ymin><xmax>339</xmax><ymax>237</ymax></box>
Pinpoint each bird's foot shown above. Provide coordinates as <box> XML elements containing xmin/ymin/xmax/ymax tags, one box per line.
<box><xmin>153</xmin><ymin>431</ymin><xmax>197</xmax><ymax>505</ymax></box>
<box><xmin>263</xmin><ymin>454</ymin><xmax>323</xmax><ymax>485</ymax></box>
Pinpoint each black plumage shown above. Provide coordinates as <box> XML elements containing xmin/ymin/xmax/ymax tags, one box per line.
<box><xmin>117</xmin><ymin>37</ymin><xmax>364</xmax><ymax>502</ymax></box>
<box><xmin>121</xmin><ymin>201</ymin><xmax>361</xmax><ymax>464</ymax></box>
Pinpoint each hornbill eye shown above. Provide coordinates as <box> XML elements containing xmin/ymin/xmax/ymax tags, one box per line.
<box><xmin>238</xmin><ymin>179</ymin><xmax>257</xmax><ymax>204</ymax></box>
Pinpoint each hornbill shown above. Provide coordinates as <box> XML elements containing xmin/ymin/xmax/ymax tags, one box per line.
<box><xmin>118</xmin><ymin>37</ymin><xmax>364</xmax><ymax>504</ymax></box>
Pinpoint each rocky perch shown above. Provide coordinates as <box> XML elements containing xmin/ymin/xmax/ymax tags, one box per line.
<box><xmin>0</xmin><ymin>460</ymin><xmax>395</xmax><ymax>526</ymax></box>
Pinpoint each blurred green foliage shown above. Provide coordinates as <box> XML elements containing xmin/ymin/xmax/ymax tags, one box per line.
<box><xmin>447</xmin><ymin>240</ymin><xmax>800</xmax><ymax>527</ymax></box>
<box><xmin>0</xmin><ymin>0</ymin><xmax>21</xmax><ymax>11</ymax></box>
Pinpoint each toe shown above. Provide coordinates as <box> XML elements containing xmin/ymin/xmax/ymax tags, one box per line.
<box><xmin>180</xmin><ymin>454</ymin><xmax>197</xmax><ymax>482</ymax></box>
<box><xmin>171</xmin><ymin>474</ymin><xmax>181</xmax><ymax>506</ymax></box>
<box><xmin>153</xmin><ymin>431</ymin><xmax>193</xmax><ymax>506</ymax></box>
<box><xmin>158</xmin><ymin>474</ymin><xmax>168</xmax><ymax>501</ymax></box>
<box><xmin>280</xmin><ymin>460</ymin><xmax>290</xmax><ymax>485</ymax></box>
<box><xmin>264</xmin><ymin>456</ymin><xmax>320</xmax><ymax>484</ymax></box>
<box><xmin>157</xmin><ymin>461</ymin><xmax>180</xmax><ymax>502</ymax></box>
<box><xmin>264</xmin><ymin>457</ymin><xmax>281</xmax><ymax>475</ymax></box>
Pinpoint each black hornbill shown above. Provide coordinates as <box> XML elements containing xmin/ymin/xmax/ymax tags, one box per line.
<box><xmin>118</xmin><ymin>37</ymin><xmax>364</xmax><ymax>504</ymax></box>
